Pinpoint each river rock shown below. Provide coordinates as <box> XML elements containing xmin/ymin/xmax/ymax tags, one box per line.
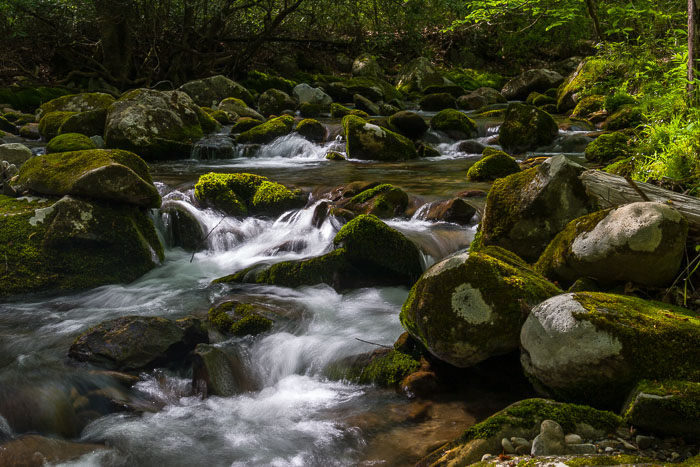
<box><xmin>69</xmin><ymin>316</ymin><xmax>208</xmax><ymax>371</ymax></box>
<box><xmin>57</xmin><ymin>108</ymin><xmax>108</xmax><ymax>137</ymax></box>
<box><xmin>473</xmin><ymin>155</ymin><xmax>597</xmax><ymax>263</ymax></box>
<box><xmin>416</xmin><ymin>398</ymin><xmax>621</xmax><ymax>467</ymax></box>
<box><xmin>219</xmin><ymin>97</ymin><xmax>265</xmax><ymax>121</ymax></box>
<box><xmin>343</xmin><ymin>115</ymin><xmax>417</xmax><ymax>161</ymax></box>
<box><xmin>46</xmin><ymin>133</ymin><xmax>97</xmax><ymax>153</ymax></box>
<box><xmin>536</xmin><ymin>202</ymin><xmax>687</xmax><ymax>288</ymax></box>
<box><xmin>14</xmin><ymin>149</ymin><xmax>160</xmax><ymax>207</ymax></box>
<box><xmin>327</xmin><ymin>77</ymin><xmax>401</xmax><ymax>103</ymax></box>
<box><xmin>105</xmin><ymin>89</ymin><xmax>209</xmax><ymax>160</ymax></box>
<box><xmin>501</xmin><ymin>69</ymin><xmax>564</xmax><ymax>101</ymax></box>
<box><xmin>258</xmin><ymin>89</ymin><xmax>296</xmax><ymax>117</ymax></box>
<box><xmin>429</xmin><ymin>109</ymin><xmax>477</xmax><ymax>140</ymax></box>
<box><xmin>395</xmin><ymin>57</ymin><xmax>445</xmax><ymax>94</ymax></box>
<box><xmin>416</xmin><ymin>198</ymin><xmax>476</xmax><ymax>225</ymax></box>
<box><xmin>294</xmin><ymin>118</ymin><xmax>326</xmax><ymax>143</ymax></box>
<box><xmin>159</xmin><ymin>200</ymin><xmax>205</xmax><ymax>251</ymax></box>
<box><xmin>352</xmin><ymin>53</ymin><xmax>383</xmax><ymax>78</ymax></box>
<box><xmin>353</xmin><ymin>93</ymin><xmax>380</xmax><ymax>115</ymax></box>
<box><xmin>37</xmin><ymin>92</ymin><xmax>115</xmax><ymax>119</ymax></box>
<box><xmin>38</xmin><ymin>111</ymin><xmax>76</xmax><ymax>140</ymax></box>
<box><xmin>237</xmin><ymin>115</ymin><xmax>294</xmax><ymax>144</ymax></box>
<box><xmin>400</xmin><ymin>246</ymin><xmax>561</xmax><ymax>367</ymax></box>
<box><xmin>531</xmin><ymin>420</ymin><xmax>567</xmax><ymax>455</ymax></box>
<box><xmin>0</xmin><ymin>435</ymin><xmax>106</xmax><ymax>466</ymax></box>
<box><xmin>622</xmin><ymin>380</ymin><xmax>700</xmax><ymax>440</ymax></box>
<box><xmin>192</xmin><ymin>344</ymin><xmax>243</xmax><ymax>397</ymax></box>
<box><xmin>419</xmin><ymin>93</ymin><xmax>456</xmax><ymax>111</ymax></box>
<box><xmin>602</xmin><ymin>105</ymin><xmax>644</xmax><ymax>131</ymax></box>
<box><xmin>19</xmin><ymin>123</ymin><xmax>40</xmax><ymax>140</ymax></box>
<box><xmin>342</xmin><ymin>183</ymin><xmax>408</xmax><ymax>218</ymax></box>
<box><xmin>178</xmin><ymin>75</ymin><xmax>255</xmax><ymax>107</ymax></box>
<box><xmin>457</xmin><ymin>87</ymin><xmax>507</xmax><ymax>111</ymax></box>
<box><xmin>520</xmin><ymin>292</ymin><xmax>700</xmax><ymax>407</ymax></box>
<box><xmin>292</xmin><ymin>83</ymin><xmax>332</xmax><ymax>107</ymax></box>
<box><xmin>0</xmin><ymin>143</ymin><xmax>32</xmax><ymax>167</ymax></box>
<box><xmin>388</xmin><ymin>111</ymin><xmax>427</xmax><ymax>140</ymax></box>
<box><xmin>466</xmin><ymin>148</ymin><xmax>520</xmax><ymax>181</ymax></box>
<box><xmin>584</xmin><ymin>131</ymin><xmax>631</xmax><ymax>163</ymax></box>
<box><xmin>499</xmin><ymin>103</ymin><xmax>559</xmax><ymax>154</ymax></box>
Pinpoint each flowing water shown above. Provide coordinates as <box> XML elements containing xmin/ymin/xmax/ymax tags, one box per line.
<box><xmin>0</xmin><ymin>110</ymin><xmax>587</xmax><ymax>466</ymax></box>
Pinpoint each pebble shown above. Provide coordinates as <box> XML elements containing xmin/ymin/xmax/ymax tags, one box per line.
<box><xmin>604</xmin><ymin>446</ymin><xmax>614</xmax><ymax>453</ymax></box>
<box><xmin>565</xmin><ymin>434</ymin><xmax>582</xmax><ymax>444</ymax></box>
<box><xmin>501</xmin><ymin>438</ymin><xmax>515</xmax><ymax>454</ymax></box>
<box><xmin>531</xmin><ymin>420</ymin><xmax>567</xmax><ymax>456</ymax></box>
<box><xmin>481</xmin><ymin>453</ymin><xmax>492</xmax><ymax>461</ymax></box>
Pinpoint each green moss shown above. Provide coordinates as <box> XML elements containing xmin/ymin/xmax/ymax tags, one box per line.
<box><xmin>0</xmin><ymin>115</ymin><xmax>16</xmax><ymax>133</ymax></box>
<box><xmin>230</xmin><ymin>314</ymin><xmax>273</xmax><ymax>336</ymax></box>
<box><xmin>626</xmin><ymin>379</ymin><xmax>700</xmax><ymax>421</ymax></box>
<box><xmin>237</xmin><ymin>115</ymin><xmax>294</xmax><ymax>144</ymax></box>
<box><xmin>479</xmin><ymin>167</ymin><xmax>538</xmax><ymax>240</ymax></box>
<box><xmin>340</xmin><ymin>76</ymin><xmax>402</xmax><ymax>102</ymax></box>
<box><xmin>39</xmin><ymin>92</ymin><xmax>115</xmax><ymax>117</ymax></box>
<box><xmin>208</xmin><ymin>301</ymin><xmax>273</xmax><ymax>336</ymax></box>
<box><xmin>442</xmin><ymin>68</ymin><xmax>504</xmax><ymax>91</ymax></box>
<box><xmin>602</xmin><ymin>105</ymin><xmax>644</xmax><ymax>131</ymax></box>
<box><xmin>250</xmin><ymin>180</ymin><xmax>301</xmax><ymax>215</ymax></box>
<box><xmin>557</xmin><ymin>57</ymin><xmax>629</xmax><ymax>112</ymax></box>
<box><xmin>467</xmin><ymin>150</ymin><xmax>521</xmax><ymax>181</ymax></box>
<box><xmin>242</xmin><ymin>70</ymin><xmax>296</xmax><ymax>94</ymax></box>
<box><xmin>348</xmin><ymin>183</ymin><xmax>408</xmax><ymax>218</ymax></box>
<box><xmin>325</xmin><ymin>151</ymin><xmax>346</xmax><ymax>161</ymax></box>
<box><xmin>499</xmin><ymin>103</ymin><xmax>558</xmax><ymax>154</ymax></box>
<box><xmin>38</xmin><ymin>111</ymin><xmax>77</xmax><ymax>140</ymax></box>
<box><xmin>46</xmin><ymin>133</ymin><xmax>97</xmax><ymax>153</ymax></box>
<box><xmin>207</xmin><ymin>109</ymin><xmax>233</xmax><ymax>125</ymax></box>
<box><xmin>295</xmin><ymin>118</ymin><xmax>326</xmax><ymax>143</ymax></box>
<box><xmin>0</xmin><ymin>86</ymin><xmax>71</xmax><ymax>113</ymax></box>
<box><xmin>360</xmin><ymin>351</ymin><xmax>420</xmax><ymax>386</ymax></box>
<box><xmin>231</xmin><ymin>117</ymin><xmax>263</xmax><ymax>133</ymax></box>
<box><xmin>564</xmin><ymin>455</ymin><xmax>656</xmax><ymax>466</ymax></box>
<box><xmin>194</xmin><ymin>105</ymin><xmax>221</xmax><ymax>134</ymax></box>
<box><xmin>572</xmin><ymin>95</ymin><xmax>605</xmax><ymax>118</ymax></box>
<box><xmin>342</xmin><ymin>115</ymin><xmax>417</xmax><ymax>161</ymax></box>
<box><xmin>330</xmin><ymin>103</ymin><xmax>369</xmax><ymax>118</ymax></box>
<box><xmin>526</xmin><ymin>92</ymin><xmax>556</xmax><ymax>107</ymax></box>
<box><xmin>194</xmin><ymin>172</ymin><xmax>268</xmax><ymax>216</ymax></box>
<box><xmin>299</xmin><ymin>103</ymin><xmax>324</xmax><ymax>118</ymax></box>
<box><xmin>58</xmin><ymin>109</ymin><xmax>107</xmax><ymax>137</ymax></box>
<box><xmin>585</xmin><ymin>132</ymin><xmax>631</xmax><ymax>163</ymax></box>
<box><xmin>429</xmin><ymin>109</ymin><xmax>477</xmax><ymax>139</ymax></box>
<box><xmin>604</xmin><ymin>156</ymin><xmax>636</xmax><ymax>176</ymax></box>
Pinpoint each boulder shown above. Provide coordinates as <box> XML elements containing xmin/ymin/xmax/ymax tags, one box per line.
<box><xmin>419</xmin><ymin>93</ymin><xmax>456</xmax><ymax>111</ymax></box>
<box><xmin>104</xmin><ymin>89</ymin><xmax>205</xmax><ymax>160</ymax></box>
<box><xmin>237</xmin><ymin>115</ymin><xmax>294</xmax><ymax>144</ymax></box>
<box><xmin>294</xmin><ymin>118</ymin><xmax>326</xmax><ymax>143</ymax></box>
<box><xmin>57</xmin><ymin>108</ymin><xmax>108</xmax><ymax>137</ymax></box>
<box><xmin>69</xmin><ymin>316</ymin><xmax>208</xmax><ymax>371</ymax></box>
<box><xmin>520</xmin><ymin>292</ymin><xmax>700</xmax><ymax>407</ymax></box>
<box><xmin>423</xmin><ymin>84</ymin><xmax>465</xmax><ymax>98</ymax></box>
<box><xmin>207</xmin><ymin>301</ymin><xmax>274</xmax><ymax>336</ymax></box>
<box><xmin>37</xmin><ymin>92</ymin><xmax>115</xmax><ymax>119</ymax></box>
<box><xmin>0</xmin><ymin>143</ymin><xmax>33</xmax><ymax>167</ymax></box>
<box><xmin>429</xmin><ymin>109</ymin><xmax>477</xmax><ymax>140</ymax></box>
<box><xmin>536</xmin><ymin>202</ymin><xmax>687</xmax><ymax>288</ymax></box>
<box><xmin>499</xmin><ymin>103</ymin><xmax>558</xmax><ymax>154</ymax></box>
<box><xmin>292</xmin><ymin>83</ymin><xmax>332</xmax><ymax>106</ymax></box>
<box><xmin>328</xmin><ymin>77</ymin><xmax>402</xmax><ymax>103</ymax></box>
<box><xmin>0</xmin><ymin>435</ymin><xmax>106</xmax><ymax>466</ymax></box>
<box><xmin>158</xmin><ymin>200</ymin><xmax>205</xmax><ymax>251</ymax></box>
<box><xmin>473</xmin><ymin>155</ymin><xmax>597</xmax><ymax>262</ymax></box>
<box><xmin>387</xmin><ymin>111</ymin><xmax>428</xmax><ymax>140</ymax></box>
<box><xmin>343</xmin><ymin>115</ymin><xmax>417</xmax><ymax>161</ymax></box>
<box><xmin>231</xmin><ymin>117</ymin><xmax>263</xmax><ymax>134</ymax></box>
<box><xmin>572</xmin><ymin>95</ymin><xmax>605</xmax><ymax>119</ymax></box>
<box><xmin>501</xmin><ymin>69</ymin><xmax>564</xmax><ymax>101</ymax></box>
<box><xmin>330</xmin><ymin>103</ymin><xmax>368</xmax><ymax>118</ymax></box>
<box><xmin>342</xmin><ymin>183</ymin><xmax>408</xmax><ymax>218</ymax></box>
<box><xmin>395</xmin><ymin>57</ymin><xmax>445</xmax><ymax>94</ymax></box>
<box><xmin>557</xmin><ymin>58</ymin><xmax>627</xmax><ymax>113</ymax></box>
<box><xmin>415</xmin><ymin>198</ymin><xmax>477</xmax><ymax>225</ymax></box>
<box><xmin>19</xmin><ymin>123</ymin><xmax>40</xmax><ymax>140</ymax></box>
<box><xmin>45</xmin><ymin>133</ymin><xmax>97</xmax><ymax>153</ymax></box>
<box><xmin>602</xmin><ymin>105</ymin><xmax>644</xmax><ymax>131</ymax></box>
<box><xmin>531</xmin><ymin>420</ymin><xmax>567</xmax><ymax>455</ymax></box>
<box><xmin>192</xmin><ymin>344</ymin><xmax>246</xmax><ymax>397</ymax></box>
<box><xmin>622</xmin><ymin>380</ymin><xmax>700</xmax><ymax>440</ymax></box>
<box><xmin>38</xmin><ymin>111</ymin><xmax>76</xmax><ymax>140</ymax></box>
<box><xmin>0</xmin><ymin>116</ymin><xmax>16</xmax><ymax>134</ymax></box>
<box><xmin>178</xmin><ymin>75</ymin><xmax>255</xmax><ymax>107</ymax></box>
<box><xmin>0</xmin><ymin>195</ymin><xmax>163</xmax><ymax>300</ymax></box>
<box><xmin>400</xmin><ymin>246</ymin><xmax>561</xmax><ymax>368</ymax></box>
<box><xmin>326</xmin><ymin>349</ymin><xmax>420</xmax><ymax>388</ymax></box>
<box><xmin>352</xmin><ymin>53</ymin><xmax>383</xmax><ymax>78</ymax></box>
<box><xmin>14</xmin><ymin>149</ymin><xmax>160</xmax><ymax>208</ymax></box>
<box><xmin>353</xmin><ymin>93</ymin><xmax>380</xmax><ymax>116</ymax></box>
<box><xmin>466</xmin><ymin>148</ymin><xmax>521</xmax><ymax>181</ymax></box>
<box><xmin>242</xmin><ymin>70</ymin><xmax>295</xmax><ymax>94</ymax></box>
<box><xmin>218</xmin><ymin>97</ymin><xmax>265</xmax><ymax>121</ymax></box>
<box><xmin>257</xmin><ymin>89</ymin><xmax>296</xmax><ymax>117</ymax></box>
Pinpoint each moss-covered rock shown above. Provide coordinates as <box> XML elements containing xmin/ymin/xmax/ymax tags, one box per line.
<box><xmin>257</xmin><ymin>89</ymin><xmax>296</xmax><ymax>117</ymax></box>
<box><xmin>0</xmin><ymin>115</ymin><xmax>17</xmax><ymax>134</ymax></box>
<box><xmin>327</xmin><ymin>349</ymin><xmax>420</xmax><ymax>387</ymax></box>
<box><xmin>231</xmin><ymin>117</ymin><xmax>263</xmax><ymax>134</ymax></box>
<box><xmin>294</xmin><ymin>118</ymin><xmax>326</xmax><ymax>143</ymax></box>
<box><xmin>475</xmin><ymin>156</ymin><xmax>596</xmax><ymax>262</ymax></box>
<box><xmin>395</xmin><ymin>57</ymin><xmax>445</xmax><ymax>94</ymax></box>
<box><xmin>46</xmin><ymin>133</ymin><xmax>97</xmax><ymax>154</ymax></box>
<box><xmin>250</xmin><ymin>180</ymin><xmax>305</xmax><ymax>216</ymax></box>
<box><xmin>502</xmin><ymin>69</ymin><xmax>564</xmax><ymax>101</ymax></box>
<box><xmin>419</xmin><ymin>93</ymin><xmax>456</xmax><ymax>111</ymax></box>
<box><xmin>416</xmin><ymin>198</ymin><xmax>477</xmax><ymax>225</ymax></box>
<box><xmin>38</xmin><ymin>92</ymin><xmax>115</xmax><ymax>119</ymax></box>
<box><xmin>192</xmin><ymin>344</ymin><xmax>241</xmax><ymax>397</ymax></box>
<box><xmin>429</xmin><ymin>109</ymin><xmax>477</xmax><ymax>140</ymax></box>
<box><xmin>69</xmin><ymin>315</ymin><xmax>207</xmax><ymax>371</ymax></box>
<box><xmin>526</xmin><ymin>91</ymin><xmax>557</xmax><ymax>107</ymax></box>
<box><xmin>601</xmin><ymin>105</ymin><xmax>644</xmax><ymax>131</ymax></box>
<box><xmin>178</xmin><ymin>75</ymin><xmax>255</xmax><ymax>107</ymax></box>
<box><xmin>557</xmin><ymin>58</ymin><xmax>628</xmax><ymax>113</ymax></box>
<box><xmin>57</xmin><ymin>109</ymin><xmax>108</xmax><ymax>137</ymax></box>
<box><xmin>0</xmin><ymin>194</ymin><xmax>164</xmax><ymax>300</ymax></box>
<box><xmin>467</xmin><ymin>148</ymin><xmax>521</xmax><ymax>181</ymax></box>
<box><xmin>242</xmin><ymin>70</ymin><xmax>296</xmax><ymax>95</ymax></box>
<box><xmin>0</xmin><ymin>85</ymin><xmax>70</xmax><ymax>113</ymax></box>
<box><xmin>418</xmin><ymin>398</ymin><xmax>621</xmax><ymax>467</ymax></box>
<box><xmin>603</xmin><ymin>156</ymin><xmax>636</xmax><ymax>177</ymax></box>
<box><xmin>571</xmin><ymin>95</ymin><xmax>605</xmax><ymax>119</ymax></box>
<box><xmin>520</xmin><ymin>292</ymin><xmax>700</xmax><ymax>407</ymax></box>
<box><xmin>387</xmin><ymin>111</ymin><xmax>428</xmax><ymax>140</ymax></box>
<box><xmin>104</xmin><ymin>89</ymin><xmax>205</xmax><ymax>160</ymax></box>
<box><xmin>237</xmin><ymin>115</ymin><xmax>294</xmax><ymax>144</ymax></box>
<box><xmin>499</xmin><ymin>103</ymin><xmax>559</xmax><ymax>154</ymax></box>
<box><xmin>206</xmin><ymin>108</ymin><xmax>234</xmax><ymax>125</ymax></box>
<box><xmin>584</xmin><ymin>131</ymin><xmax>631</xmax><ymax>163</ymax></box>
<box><xmin>15</xmin><ymin>149</ymin><xmax>160</xmax><ymax>208</ymax></box>
<box><xmin>536</xmin><ymin>202</ymin><xmax>687</xmax><ymax>288</ymax></box>
<box><xmin>457</xmin><ymin>87</ymin><xmax>506</xmax><ymax>111</ymax></box>
<box><xmin>623</xmin><ymin>380</ymin><xmax>700</xmax><ymax>440</ymax></box>
<box><xmin>330</xmin><ymin>103</ymin><xmax>368</xmax><ymax>118</ymax></box>
<box><xmin>328</xmin><ymin>76</ymin><xmax>402</xmax><ymax>103</ymax></box>
<box><xmin>352</xmin><ymin>93</ymin><xmax>379</xmax><ymax>116</ymax></box>
<box><xmin>343</xmin><ymin>115</ymin><xmax>417</xmax><ymax>161</ymax></box>
<box><xmin>207</xmin><ymin>301</ymin><xmax>273</xmax><ymax>337</ymax></box>
<box><xmin>39</xmin><ymin>111</ymin><xmax>77</xmax><ymax>140</ymax></box>
<box><xmin>325</xmin><ymin>151</ymin><xmax>345</xmax><ymax>161</ymax></box>
<box><xmin>18</xmin><ymin>123</ymin><xmax>40</xmax><ymax>139</ymax></box>
<box><xmin>400</xmin><ymin>246</ymin><xmax>560</xmax><ymax>367</ymax></box>
<box><xmin>344</xmin><ymin>183</ymin><xmax>409</xmax><ymax>218</ymax></box>
<box><xmin>351</xmin><ymin>53</ymin><xmax>384</xmax><ymax>78</ymax></box>
<box><xmin>218</xmin><ymin>97</ymin><xmax>265</xmax><ymax>121</ymax></box>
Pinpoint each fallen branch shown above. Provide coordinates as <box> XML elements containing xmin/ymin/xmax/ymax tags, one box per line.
<box><xmin>190</xmin><ymin>215</ymin><xmax>227</xmax><ymax>263</ymax></box>
<box><xmin>355</xmin><ymin>338</ymin><xmax>392</xmax><ymax>349</ymax></box>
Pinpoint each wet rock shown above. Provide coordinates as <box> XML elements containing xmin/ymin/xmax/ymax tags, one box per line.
<box><xmin>258</xmin><ymin>89</ymin><xmax>296</xmax><ymax>117</ymax></box>
<box><xmin>19</xmin><ymin>123</ymin><xmax>40</xmax><ymax>139</ymax></box>
<box><xmin>192</xmin><ymin>344</ymin><xmax>244</xmax><ymax>397</ymax></box>
<box><xmin>327</xmin><ymin>349</ymin><xmax>420</xmax><ymax>388</ymax></box>
<box><xmin>572</xmin><ymin>94</ymin><xmax>605</xmax><ymax>119</ymax></box>
<box><xmin>343</xmin><ymin>183</ymin><xmax>408</xmax><ymax>218</ymax></box>
<box><xmin>499</xmin><ymin>103</ymin><xmax>559</xmax><ymax>154</ymax></box>
<box><xmin>429</xmin><ymin>109</ymin><xmax>477</xmax><ymax>140</ymax></box>
<box><xmin>178</xmin><ymin>75</ymin><xmax>254</xmax><ymax>107</ymax></box>
<box><xmin>501</xmin><ymin>69</ymin><xmax>564</xmax><ymax>101</ymax></box>
<box><xmin>353</xmin><ymin>93</ymin><xmax>379</xmax><ymax>115</ymax></box>
<box><xmin>38</xmin><ymin>111</ymin><xmax>76</xmax><ymax>140</ymax></box>
<box><xmin>207</xmin><ymin>301</ymin><xmax>274</xmax><ymax>337</ymax></box>
<box><xmin>400</xmin><ymin>246</ymin><xmax>561</xmax><ymax>367</ymax></box>
<box><xmin>328</xmin><ymin>77</ymin><xmax>401</xmax><ymax>103</ymax></box>
<box><xmin>231</xmin><ymin>117</ymin><xmax>263</xmax><ymax>134</ymax></box>
<box><xmin>400</xmin><ymin>370</ymin><xmax>439</xmax><ymax>398</ymax></box>
<box><xmin>416</xmin><ymin>198</ymin><xmax>476</xmax><ymax>225</ymax></box>
<box><xmin>352</xmin><ymin>53</ymin><xmax>383</xmax><ymax>78</ymax></box>
<box><xmin>0</xmin><ymin>383</ymin><xmax>79</xmax><ymax>438</ymax></box>
<box><xmin>295</xmin><ymin>118</ymin><xmax>326</xmax><ymax>143</ymax></box>
<box><xmin>387</xmin><ymin>111</ymin><xmax>428</xmax><ymax>140</ymax></box>
<box><xmin>0</xmin><ymin>435</ymin><xmax>105</xmax><ymax>467</ymax></box>
<box><xmin>57</xmin><ymin>108</ymin><xmax>108</xmax><ymax>137</ymax></box>
<box><xmin>292</xmin><ymin>83</ymin><xmax>332</xmax><ymax>107</ymax></box>
<box><xmin>0</xmin><ymin>143</ymin><xmax>33</xmax><ymax>167</ymax></box>
<box><xmin>419</xmin><ymin>93</ymin><xmax>456</xmax><ymax>111</ymax></box>
<box><xmin>325</xmin><ymin>151</ymin><xmax>345</xmax><ymax>161</ymax></box>
<box><xmin>69</xmin><ymin>315</ymin><xmax>208</xmax><ymax>371</ymax></box>
<box><xmin>520</xmin><ymin>292</ymin><xmax>700</xmax><ymax>407</ymax></box>
<box><xmin>536</xmin><ymin>202</ymin><xmax>687</xmax><ymax>288</ymax></box>
<box><xmin>395</xmin><ymin>57</ymin><xmax>445</xmax><ymax>94</ymax></box>
<box><xmin>219</xmin><ymin>98</ymin><xmax>265</xmax><ymax>121</ymax></box>
<box><xmin>343</xmin><ymin>115</ymin><xmax>417</xmax><ymax>161</ymax></box>
<box><xmin>237</xmin><ymin>115</ymin><xmax>294</xmax><ymax>144</ymax></box>
<box><xmin>466</xmin><ymin>148</ymin><xmax>520</xmax><ymax>181</ymax></box>
<box><xmin>457</xmin><ymin>140</ymin><xmax>487</xmax><ymax>154</ymax></box>
<box><xmin>159</xmin><ymin>200</ymin><xmax>205</xmax><ymax>251</ymax></box>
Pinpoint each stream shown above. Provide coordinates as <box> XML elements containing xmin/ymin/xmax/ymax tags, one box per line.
<box><xmin>0</xmin><ymin>110</ymin><xmax>592</xmax><ymax>466</ymax></box>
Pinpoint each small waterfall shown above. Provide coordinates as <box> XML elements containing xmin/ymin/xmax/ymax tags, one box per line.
<box><xmin>251</xmin><ymin>134</ymin><xmax>331</xmax><ymax>160</ymax></box>
<box><xmin>191</xmin><ymin>134</ymin><xmax>238</xmax><ymax>160</ymax></box>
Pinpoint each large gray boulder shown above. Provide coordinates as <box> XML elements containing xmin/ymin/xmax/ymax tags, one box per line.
<box><xmin>520</xmin><ymin>292</ymin><xmax>700</xmax><ymax>407</ymax></box>
<box><xmin>37</xmin><ymin>92</ymin><xmax>115</xmax><ymax>119</ymax></box>
<box><xmin>178</xmin><ymin>75</ymin><xmax>255</xmax><ymax>107</ymax></box>
<box><xmin>536</xmin><ymin>202</ymin><xmax>687</xmax><ymax>288</ymax></box>
<box><xmin>400</xmin><ymin>246</ymin><xmax>561</xmax><ymax>367</ymax></box>
<box><xmin>257</xmin><ymin>89</ymin><xmax>296</xmax><ymax>117</ymax></box>
<box><xmin>501</xmin><ymin>69</ymin><xmax>564</xmax><ymax>101</ymax></box>
<box><xmin>474</xmin><ymin>155</ymin><xmax>597</xmax><ymax>263</ymax></box>
<box><xmin>0</xmin><ymin>143</ymin><xmax>33</xmax><ymax>167</ymax></box>
<box><xmin>218</xmin><ymin>98</ymin><xmax>265</xmax><ymax>121</ymax></box>
<box><xmin>292</xmin><ymin>83</ymin><xmax>332</xmax><ymax>106</ymax></box>
<box><xmin>352</xmin><ymin>53</ymin><xmax>383</xmax><ymax>78</ymax></box>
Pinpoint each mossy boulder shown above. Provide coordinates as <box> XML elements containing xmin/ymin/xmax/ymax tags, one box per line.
<box><xmin>499</xmin><ymin>103</ymin><xmax>559</xmax><ymax>154</ymax></box>
<box><xmin>429</xmin><ymin>109</ymin><xmax>477</xmax><ymax>140</ymax></box>
<box><xmin>602</xmin><ymin>105</ymin><xmax>644</xmax><ymax>131</ymax></box>
<box><xmin>353</xmin><ymin>93</ymin><xmax>380</xmax><ymax>116</ymax></box>
<box><xmin>395</xmin><ymin>57</ymin><xmax>445</xmax><ymax>94</ymax></box>
<box><xmin>325</xmin><ymin>151</ymin><xmax>345</xmax><ymax>161</ymax></box>
<box><xmin>520</xmin><ymin>292</ymin><xmax>700</xmax><ymax>407</ymax></box>
<box><xmin>474</xmin><ymin>155</ymin><xmax>597</xmax><ymax>263</ymax></box>
<box><xmin>526</xmin><ymin>91</ymin><xmax>557</xmax><ymax>107</ymax></box>
<box><xmin>207</xmin><ymin>301</ymin><xmax>274</xmax><ymax>337</ymax></box>
<box><xmin>418</xmin><ymin>398</ymin><xmax>621</xmax><ymax>467</ymax></box>
<box><xmin>466</xmin><ymin>148</ymin><xmax>521</xmax><ymax>181</ymax></box>
<box><xmin>37</xmin><ymin>92</ymin><xmax>115</xmax><ymax>119</ymax></box>
<box><xmin>327</xmin><ymin>349</ymin><xmax>420</xmax><ymax>388</ymax></box>
<box><xmin>294</xmin><ymin>118</ymin><xmax>326</xmax><ymax>143</ymax></box>
<box><xmin>330</xmin><ymin>103</ymin><xmax>368</xmax><ymax>118</ymax></box>
<box><xmin>218</xmin><ymin>97</ymin><xmax>265</xmax><ymax>121</ymax></box>
<box><xmin>46</xmin><ymin>133</ymin><xmax>97</xmax><ymax>154</ymax></box>
<box><xmin>387</xmin><ymin>111</ymin><xmax>428</xmax><ymax>140</ymax></box>
<box><xmin>178</xmin><ymin>75</ymin><xmax>255</xmax><ymax>107</ymax></box>
<box><xmin>231</xmin><ymin>117</ymin><xmax>263</xmax><ymax>134</ymax></box>
<box><xmin>416</xmin><ymin>198</ymin><xmax>477</xmax><ymax>225</ymax></box>
<box><xmin>257</xmin><ymin>89</ymin><xmax>296</xmax><ymax>117</ymax></box>
<box><xmin>250</xmin><ymin>180</ymin><xmax>305</xmax><ymax>216</ymax></box>
<box><xmin>344</xmin><ymin>183</ymin><xmax>409</xmax><ymax>218</ymax></box>
<box><xmin>104</xmin><ymin>89</ymin><xmax>205</xmax><ymax>160</ymax></box>
<box><xmin>572</xmin><ymin>94</ymin><xmax>605</xmax><ymax>119</ymax></box>
<box><xmin>236</xmin><ymin>115</ymin><xmax>294</xmax><ymax>144</ymax></box>
<box><xmin>623</xmin><ymin>380</ymin><xmax>700</xmax><ymax>440</ymax></box>
<box><xmin>158</xmin><ymin>200</ymin><xmax>205</xmax><ymax>252</ymax></box>
<box><xmin>536</xmin><ymin>202</ymin><xmax>687</xmax><ymax>288</ymax></box>
<box><xmin>400</xmin><ymin>246</ymin><xmax>560</xmax><ymax>368</ymax></box>
<box><xmin>0</xmin><ymin>115</ymin><xmax>17</xmax><ymax>134</ymax></box>
<box><xmin>351</xmin><ymin>53</ymin><xmax>383</xmax><ymax>78</ymax></box>
<box><xmin>456</xmin><ymin>87</ymin><xmax>506</xmax><ymax>111</ymax></box>
<box><xmin>343</xmin><ymin>115</ymin><xmax>417</xmax><ymax>161</ymax></box>
<box><xmin>68</xmin><ymin>316</ymin><xmax>208</xmax><ymax>371</ymax></box>
<box><xmin>557</xmin><ymin>58</ymin><xmax>627</xmax><ymax>113</ymax></box>
<box><xmin>242</xmin><ymin>70</ymin><xmax>296</xmax><ymax>95</ymax></box>
<box><xmin>0</xmin><ymin>85</ymin><xmax>70</xmax><ymax>113</ymax></box>
<box><xmin>38</xmin><ymin>111</ymin><xmax>77</xmax><ymax>140</ymax></box>
<box><xmin>15</xmin><ymin>149</ymin><xmax>160</xmax><ymax>208</ymax></box>
<box><xmin>501</xmin><ymin>69</ymin><xmax>564</xmax><ymax>101</ymax></box>
<box><xmin>419</xmin><ymin>93</ymin><xmax>456</xmax><ymax>111</ymax></box>
<box><xmin>292</xmin><ymin>83</ymin><xmax>333</xmax><ymax>107</ymax></box>
<box><xmin>0</xmin><ymin>195</ymin><xmax>164</xmax><ymax>300</ymax></box>
<box><xmin>584</xmin><ymin>131</ymin><xmax>631</xmax><ymax>162</ymax></box>
<box><xmin>57</xmin><ymin>109</ymin><xmax>108</xmax><ymax>137</ymax></box>
<box><xmin>19</xmin><ymin>123</ymin><xmax>40</xmax><ymax>140</ymax></box>
<box><xmin>327</xmin><ymin>76</ymin><xmax>402</xmax><ymax>103</ymax></box>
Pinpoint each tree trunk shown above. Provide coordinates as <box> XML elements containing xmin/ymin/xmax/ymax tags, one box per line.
<box><xmin>688</xmin><ymin>0</ymin><xmax>699</xmax><ymax>101</ymax></box>
<box><xmin>584</xmin><ymin>0</ymin><xmax>603</xmax><ymax>41</ymax></box>
<box><xmin>93</xmin><ymin>0</ymin><xmax>133</xmax><ymax>88</ymax></box>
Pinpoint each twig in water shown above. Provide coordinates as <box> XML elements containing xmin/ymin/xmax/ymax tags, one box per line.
<box><xmin>355</xmin><ymin>337</ymin><xmax>392</xmax><ymax>349</ymax></box>
<box><xmin>190</xmin><ymin>215</ymin><xmax>227</xmax><ymax>263</ymax></box>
